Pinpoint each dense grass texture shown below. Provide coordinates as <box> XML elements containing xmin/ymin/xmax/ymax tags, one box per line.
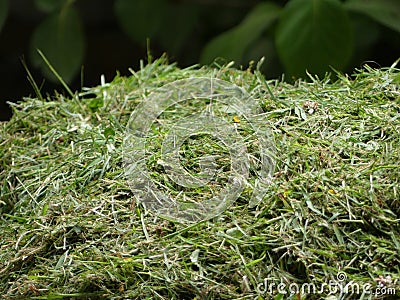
<box><xmin>0</xmin><ymin>58</ymin><xmax>399</xmax><ymax>299</ymax></box>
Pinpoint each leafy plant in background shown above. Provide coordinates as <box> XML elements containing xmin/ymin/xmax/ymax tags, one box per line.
<box><xmin>202</xmin><ymin>0</ymin><xmax>400</xmax><ymax>77</ymax></box>
<box><xmin>30</xmin><ymin>0</ymin><xmax>85</xmax><ymax>83</ymax></box>
<box><xmin>114</xmin><ymin>0</ymin><xmax>199</xmax><ymax>57</ymax></box>
<box><xmin>0</xmin><ymin>0</ymin><xmax>85</xmax><ymax>83</ymax></box>
<box><xmin>27</xmin><ymin>0</ymin><xmax>199</xmax><ymax>83</ymax></box>
<box><xmin>0</xmin><ymin>0</ymin><xmax>399</xmax><ymax>83</ymax></box>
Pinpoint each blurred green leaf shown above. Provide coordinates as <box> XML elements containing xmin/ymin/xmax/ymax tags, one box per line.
<box><xmin>157</xmin><ymin>3</ymin><xmax>199</xmax><ymax>55</ymax></box>
<box><xmin>0</xmin><ymin>0</ymin><xmax>8</xmax><ymax>32</ymax></box>
<box><xmin>350</xmin><ymin>14</ymin><xmax>380</xmax><ymax>63</ymax></box>
<box><xmin>276</xmin><ymin>0</ymin><xmax>353</xmax><ymax>77</ymax></box>
<box><xmin>35</xmin><ymin>0</ymin><xmax>65</xmax><ymax>13</ymax></box>
<box><xmin>30</xmin><ymin>6</ymin><xmax>85</xmax><ymax>83</ymax></box>
<box><xmin>114</xmin><ymin>0</ymin><xmax>167</xmax><ymax>45</ymax></box>
<box><xmin>345</xmin><ymin>0</ymin><xmax>400</xmax><ymax>34</ymax></box>
<box><xmin>200</xmin><ymin>2</ymin><xmax>281</xmax><ymax>65</ymax></box>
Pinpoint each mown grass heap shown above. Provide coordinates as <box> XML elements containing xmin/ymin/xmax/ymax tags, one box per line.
<box><xmin>0</xmin><ymin>58</ymin><xmax>399</xmax><ymax>299</ymax></box>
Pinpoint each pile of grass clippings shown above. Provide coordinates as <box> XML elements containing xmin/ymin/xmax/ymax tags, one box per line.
<box><xmin>0</xmin><ymin>58</ymin><xmax>399</xmax><ymax>299</ymax></box>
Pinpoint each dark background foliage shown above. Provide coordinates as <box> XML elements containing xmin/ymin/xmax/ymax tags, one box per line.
<box><xmin>1</xmin><ymin>0</ymin><xmax>399</xmax><ymax>121</ymax></box>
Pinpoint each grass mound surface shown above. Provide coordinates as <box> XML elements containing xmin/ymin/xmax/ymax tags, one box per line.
<box><xmin>1</xmin><ymin>58</ymin><xmax>399</xmax><ymax>299</ymax></box>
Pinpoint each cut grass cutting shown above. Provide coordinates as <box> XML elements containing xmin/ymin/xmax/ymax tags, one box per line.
<box><xmin>0</xmin><ymin>57</ymin><xmax>399</xmax><ymax>299</ymax></box>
